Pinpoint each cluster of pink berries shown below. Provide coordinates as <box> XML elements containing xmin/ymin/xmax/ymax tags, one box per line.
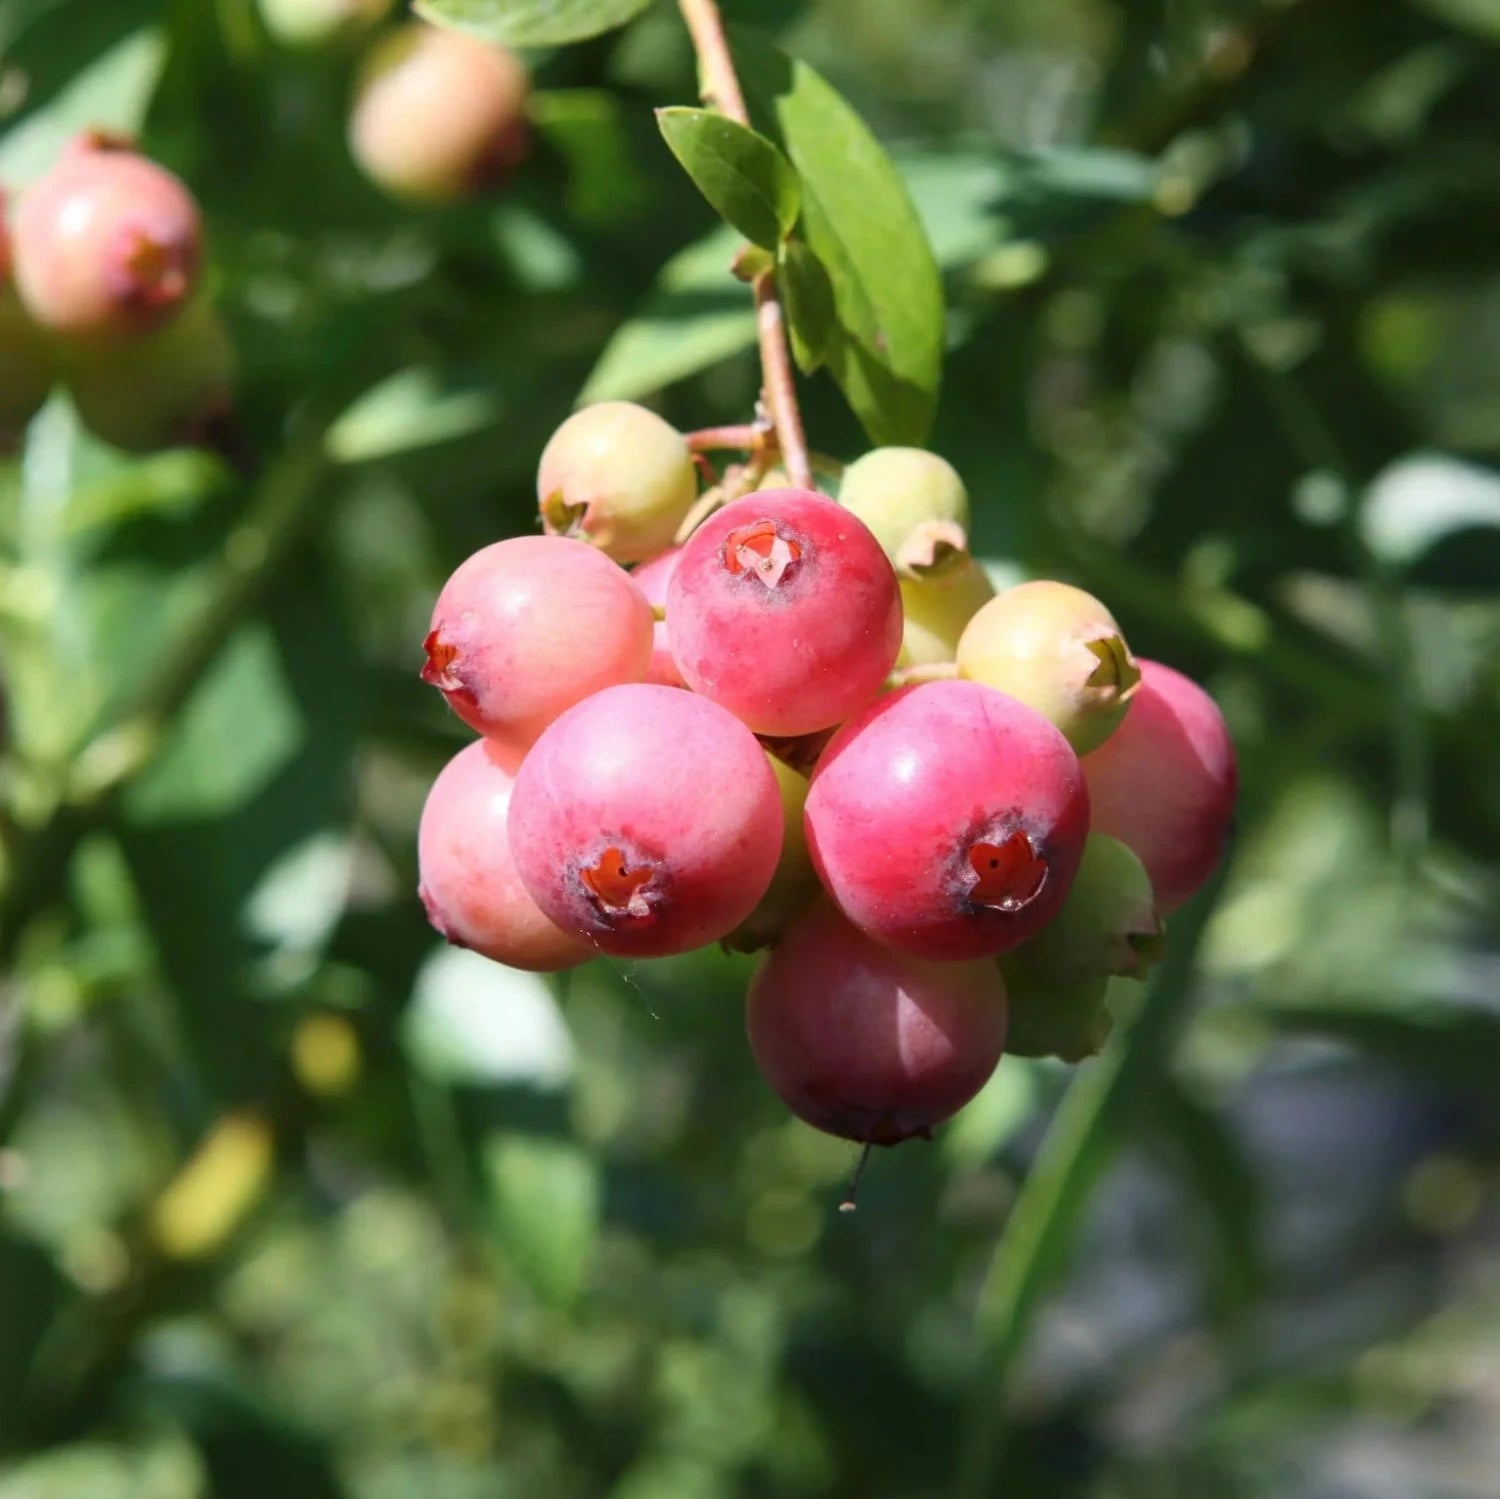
<box><xmin>0</xmin><ymin>132</ymin><xmax>233</xmax><ymax>455</ymax></box>
<box><xmin>417</xmin><ymin>402</ymin><xmax>1237</xmax><ymax>1151</ymax></box>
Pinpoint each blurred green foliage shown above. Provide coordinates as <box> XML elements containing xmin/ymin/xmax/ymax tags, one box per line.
<box><xmin>3</xmin><ymin>1</ymin><xmax>1500</xmax><ymax>1496</ymax></box>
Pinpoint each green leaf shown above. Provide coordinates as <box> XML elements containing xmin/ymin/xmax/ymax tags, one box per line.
<box><xmin>735</xmin><ymin>33</ymin><xmax>945</xmax><ymax>445</ymax></box>
<box><xmin>777</xmin><ymin>239</ymin><xmax>835</xmax><ymax>374</ymax></box>
<box><xmin>124</xmin><ymin>623</ymin><xmax>304</xmax><ymax>825</ymax></box>
<box><xmin>0</xmin><ymin>28</ymin><xmax>167</xmax><ymax>186</ymax></box>
<box><xmin>656</xmin><ymin>107</ymin><xmax>801</xmax><ymax>251</ymax></box>
<box><xmin>414</xmin><ymin>0</ymin><xmax>654</xmax><ymax>47</ymax></box>
<box><xmin>582</xmin><ymin>226</ymin><xmax>757</xmax><ymax>403</ymax></box>
<box><xmin>404</xmin><ymin>947</ymin><xmax>576</xmax><ymax>1089</ymax></box>
<box><xmin>483</xmin><ymin>1133</ymin><xmax>599</xmax><ymax>1309</ymax></box>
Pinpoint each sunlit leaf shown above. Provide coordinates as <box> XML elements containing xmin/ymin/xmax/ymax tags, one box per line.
<box><xmin>415</xmin><ymin>0</ymin><xmax>654</xmax><ymax>47</ymax></box>
<box><xmin>657</xmin><ymin>107</ymin><xmax>800</xmax><ymax>250</ymax></box>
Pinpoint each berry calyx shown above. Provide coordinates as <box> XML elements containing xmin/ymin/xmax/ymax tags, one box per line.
<box><xmin>421</xmin><ymin>535</ymin><xmax>654</xmax><ymax>744</ymax></box>
<box><xmin>1081</xmin><ymin>658</ymin><xmax>1237</xmax><ymax>912</ymax></box>
<box><xmin>418</xmin><ymin>738</ymin><xmax>593</xmax><ymax>973</ymax></box>
<box><xmin>666</xmin><ymin>488</ymin><xmax>902</xmax><ymax>736</ymax></box>
<box><xmin>837</xmin><ymin>446</ymin><xmax>970</xmax><ymax>578</ymax></box>
<box><xmin>12</xmin><ymin>135</ymin><xmax>202</xmax><ymax>341</ymax></box>
<box><xmin>537</xmin><ymin>402</ymin><xmax>698</xmax><ymax>564</ymax></box>
<box><xmin>349</xmin><ymin>23</ymin><xmax>530</xmax><ymax>203</ymax></box>
<box><xmin>508</xmin><ymin>684</ymin><xmax>783</xmax><ymax>957</ymax></box>
<box><xmin>805</xmin><ymin>679</ymin><xmax>1089</xmax><ymax>960</ymax></box>
<box><xmin>956</xmin><ymin>579</ymin><xmax>1141</xmax><ymax>754</ymax></box>
<box><xmin>746</xmin><ymin>900</ymin><xmax>1008</xmax><ymax>1145</ymax></box>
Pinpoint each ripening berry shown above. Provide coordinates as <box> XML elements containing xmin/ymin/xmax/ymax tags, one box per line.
<box><xmin>64</xmin><ymin>295</ymin><xmax>234</xmax><ymax>453</ymax></box>
<box><xmin>1000</xmin><ymin>970</ymin><xmax>1112</xmax><ymax>1063</ymax></box>
<box><xmin>838</xmin><ymin>447</ymin><xmax>970</xmax><ymax>577</ymax></box>
<box><xmin>957</xmin><ymin>580</ymin><xmax>1140</xmax><ymax>754</ymax></box>
<box><xmin>258</xmin><ymin>0</ymin><xmax>392</xmax><ymax>48</ymax></box>
<box><xmin>1082</xmin><ymin>658</ymin><xmax>1236</xmax><ymax>912</ymax></box>
<box><xmin>746</xmin><ymin>900</ymin><xmax>1007</xmax><ymax>1145</ymax></box>
<box><xmin>725</xmin><ymin>753</ymin><xmax>820</xmax><ymax>952</ymax></box>
<box><xmin>0</xmin><ymin>193</ymin><xmax>52</xmax><ymax>448</ymax></box>
<box><xmin>805</xmin><ymin>680</ymin><xmax>1089</xmax><ymax>960</ymax></box>
<box><xmin>349</xmin><ymin>23</ymin><xmax>529</xmax><ymax>204</ymax></box>
<box><xmin>12</xmin><ymin>135</ymin><xmax>202</xmax><ymax>341</ymax></box>
<box><xmin>630</xmin><ymin>545</ymin><xmax>685</xmax><ymax>688</ymax></box>
<box><xmin>508</xmin><ymin>685</ymin><xmax>782</xmax><ymax>957</ymax></box>
<box><xmin>897</xmin><ymin>553</ymin><xmax>996</xmax><ymax>669</ymax></box>
<box><xmin>422</xmin><ymin>535</ymin><xmax>653</xmax><ymax>744</ymax></box>
<box><xmin>538</xmin><ymin>403</ymin><xmax>698</xmax><ymax>565</ymax></box>
<box><xmin>418</xmin><ymin>738</ymin><xmax>593</xmax><ymax>973</ymax></box>
<box><xmin>1002</xmin><ymin>833</ymin><xmax>1161</xmax><ymax>991</ymax></box>
<box><xmin>666</xmin><ymin>488</ymin><xmax>902</xmax><ymax>737</ymax></box>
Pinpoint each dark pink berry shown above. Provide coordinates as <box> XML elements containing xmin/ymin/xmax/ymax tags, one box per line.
<box><xmin>746</xmin><ymin>900</ymin><xmax>1007</xmax><ymax>1145</ymax></box>
<box><xmin>421</xmin><ymin>535</ymin><xmax>653</xmax><ymax>745</ymax></box>
<box><xmin>508</xmin><ymin>684</ymin><xmax>783</xmax><ymax>957</ymax></box>
<box><xmin>805</xmin><ymin>679</ymin><xmax>1090</xmax><ymax>960</ymax></box>
<box><xmin>665</xmin><ymin>488</ymin><xmax>902</xmax><ymax>737</ymax></box>
<box><xmin>630</xmin><ymin>545</ymin><xmax>685</xmax><ymax>688</ymax></box>
<box><xmin>418</xmin><ymin>738</ymin><xmax>593</xmax><ymax>973</ymax></box>
<box><xmin>13</xmin><ymin>134</ymin><xmax>202</xmax><ymax>341</ymax></box>
<box><xmin>1082</xmin><ymin>658</ymin><xmax>1236</xmax><ymax>912</ymax></box>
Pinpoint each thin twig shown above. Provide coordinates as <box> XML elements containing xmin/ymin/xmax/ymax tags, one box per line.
<box><xmin>676</xmin><ymin>0</ymin><xmax>813</xmax><ymax>491</ymax></box>
<box><xmin>686</xmin><ymin>423</ymin><xmax>767</xmax><ymax>453</ymax></box>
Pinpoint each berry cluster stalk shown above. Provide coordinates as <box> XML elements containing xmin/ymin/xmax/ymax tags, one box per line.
<box><xmin>676</xmin><ymin>0</ymin><xmax>813</xmax><ymax>491</ymax></box>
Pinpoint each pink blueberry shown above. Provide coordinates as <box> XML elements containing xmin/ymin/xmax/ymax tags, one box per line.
<box><xmin>630</xmin><ymin>545</ymin><xmax>685</xmax><ymax>688</ymax></box>
<box><xmin>418</xmin><ymin>738</ymin><xmax>593</xmax><ymax>973</ymax></box>
<box><xmin>805</xmin><ymin>679</ymin><xmax>1090</xmax><ymax>960</ymax></box>
<box><xmin>666</xmin><ymin>488</ymin><xmax>902</xmax><ymax>737</ymax></box>
<box><xmin>1081</xmin><ymin>658</ymin><xmax>1236</xmax><ymax>912</ymax></box>
<box><xmin>747</xmin><ymin>900</ymin><xmax>1008</xmax><ymax>1145</ymax></box>
<box><xmin>508</xmin><ymin>683</ymin><xmax>783</xmax><ymax>958</ymax></box>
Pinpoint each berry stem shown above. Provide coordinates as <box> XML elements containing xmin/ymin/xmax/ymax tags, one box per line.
<box><xmin>676</xmin><ymin>0</ymin><xmax>814</xmax><ymax>491</ymax></box>
<box><xmin>685</xmin><ymin>422</ymin><xmax>768</xmax><ymax>453</ymax></box>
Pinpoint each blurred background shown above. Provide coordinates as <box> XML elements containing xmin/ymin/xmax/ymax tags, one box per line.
<box><xmin>3</xmin><ymin>0</ymin><xmax>1500</xmax><ymax>1495</ymax></box>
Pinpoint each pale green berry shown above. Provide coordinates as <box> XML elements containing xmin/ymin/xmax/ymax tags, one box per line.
<box><xmin>724</xmin><ymin>753</ymin><xmax>820</xmax><ymax>952</ymax></box>
<box><xmin>896</xmin><ymin>553</ymin><xmax>996</xmax><ymax>668</ymax></box>
<box><xmin>1000</xmin><ymin>970</ymin><xmax>1113</xmax><ymax>1063</ymax></box>
<box><xmin>956</xmin><ymin>579</ymin><xmax>1140</xmax><ymax>753</ymax></box>
<box><xmin>538</xmin><ymin>401</ymin><xmax>699</xmax><ymax>565</ymax></box>
<box><xmin>258</xmin><ymin>0</ymin><xmax>392</xmax><ymax>48</ymax></box>
<box><xmin>1003</xmin><ymin>832</ymin><xmax>1163</xmax><ymax>991</ymax></box>
<box><xmin>64</xmin><ymin>295</ymin><xmax>234</xmax><ymax>453</ymax></box>
<box><xmin>837</xmin><ymin>446</ymin><xmax>970</xmax><ymax>577</ymax></box>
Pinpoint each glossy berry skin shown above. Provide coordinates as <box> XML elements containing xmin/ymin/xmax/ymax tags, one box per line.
<box><xmin>509</xmin><ymin>684</ymin><xmax>782</xmax><ymax>958</ymax></box>
<box><xmin>666</xmin><ymin>488</ymin><xmax>902</xmax><ymax>737</ymax></box>
<box><xmin>538</xmin><ymin>403</ymin><xmax>698</xmax><ymax>565</ymax></box>
<box><xmin>630</xmin><ymin>545</ymin><xmax>685</xmax><ymax>687</ymax></box>
<box><xmin>747</xmin><ymin>900</ymin><xmax>1007</xmax><ymax>1145</ymax></box>
<box><xmin>418</xmin><ymin>738</ymin><xmax>593</xmax><ymax>973</ymax></box>
<box><xmin>1082</xmin><ymin>658</ymin><xmax>1236</xmax><ymax>912</ymax></box>
<box><xmin>64</xmin><ymin>295</ymin><xmax>234</xmax><ymax>453</ymax></box>
<box><xmin>350</xmin><ymin>23</ymin><xmax>529</xmax><ymax>204</ymax></box>
<box><xmin>13</xmin><ymin>136</ymin><xmax>202</xmax><ymax>341</ymax></box>
<box><xmin>897</xmin><ymin>553</ymin><xmax>996</xmax><ymax>668</ymax></box>
<box><xmin>957</xmin><ymin>580</ymin><xmax>1140</xmax><ymax>754</ymax></box>
<box><xmin>838</xmin><ymin>446</ymin><xmax>969</xmax><ymax>577</ymax></box>
<box><xmin>805</xmin><ymin>680</ymin><xmax>1090</xmax><ymax>960</ymax></box>
<box><xmin>422</xmin><ymin>535</ymin><xmax>653</xmax><ymax>745</ymax></box>
<box><xmin>258</xmin><ymin>0</ymin><xmax>392</xmax><ymax>48</ymax></box>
